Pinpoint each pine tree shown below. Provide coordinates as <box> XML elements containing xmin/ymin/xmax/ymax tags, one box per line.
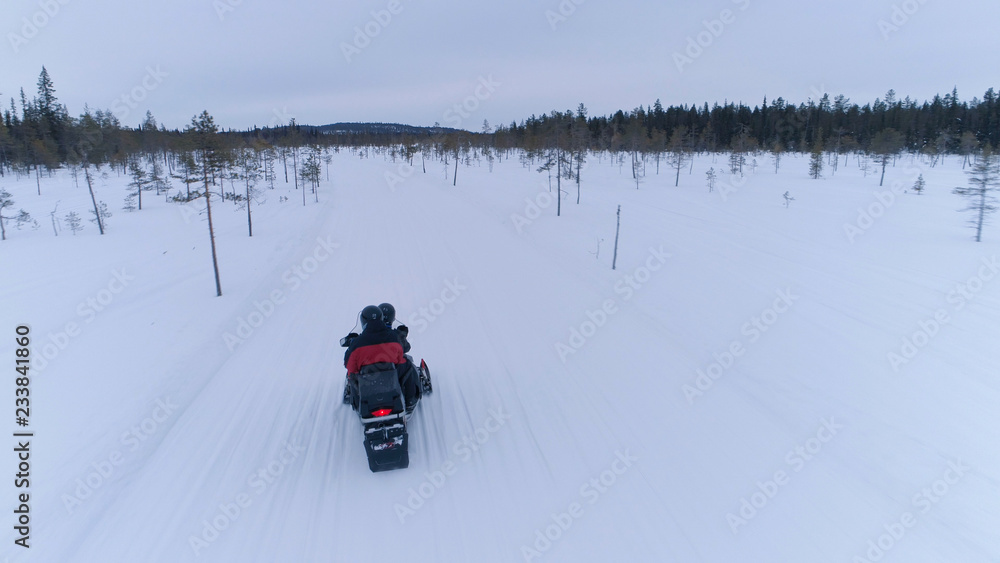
<box><xmin>959</xmin><ymin>132</ymin><xmax>979</xmax><ymax>169</ymax></box>
<box><xmin>953</xmin><ymin>147</ymin><xmax>999</xmax><ymax>242</ymax></box>
<box><xmin>666</xmin><ymin>126</ymin><xmax>690</xmax><ymax>187</ymax></box>
<box><xmin>171</xmin><ymin>152</ymin><xmax>201</xmax><ymax>200</ymax></box>
<box><xmin>187</xmin><ymin>111</ymin><xmax>224</xmax><ymax>296</ymax></box>
<box><xmin>772</xmin><ymin>141</ymin><xmax>784</xmax><ymax>174</ymax></box>
<box><xmin>323</xmin><ymin>150</ymin><xmax>334</xmax><ymax>181</ymax></box>
<box><xmin>127</xmin><ymin>159</ymin><xmax>150</xmax><ymax>210</ymax></box>
<box><xmin>571</xmin><ymin>105</ymin><xmax>588</xmax><ymax>203</ymax></box>
<box><xmin>89</xmin><ymin>201</ymin><xmax>111</xmax><ymax>229</ymax></box>
<box><xmin>730</xmin><ymin>124</ymin><xmax>751</xmax><ymax>176</ymax></box>
<box><xmin>235</xmin><ymin>148</ymin><xmax>261</xmax><ymax>235</ymax></box>
<box><xmin>728</xmin><ymin>152</ymin><xmax>743</xmax><ymax>176</ymax></box>
<box><xmin>302</xmin><ymin>147</ymin><xmax>322</xmax><ymax>205</ymax></box>
<box><xmin>35</xmin><ymin>66</ymin><xmax>63</xmax><ymax>144</ymax></box>
<box><xmin>809</xmin><ymin>135</ymin><xmax>824</xmax><ymax>179</ymax></box>
<box><xmin>36</xmin><ymin>67</ymin><xmax>57</xmax><ymax>120</ymax></box>
<box><xmin>149</xmin><ymin>158</ymin><xmax>171</xmax><ymax>197</ymax></box>
<box><xmin>83</xmin><ymin>165</ymin><xmax>105</xmax><ymax>235</ymax></box>
<box><xmin>264</xmin><ymin>149</ymin><xmax>277</xmax><ymax>190</ymax></box>
<box><xmin>632</xmin><ymin>152</ymin><xmax>644</xmax><ymax>190</ymax></box>
<box><xmin>871</xmin><ymin>128</ymin><xmax>904</xmax><ymax>186</ymax></box>
<box><xmin>913</xmin><ymin>174</ymin><xmax>926</xmax><ymax>195</ymax></box>
<box><xmin>65</xmin><ymin>211</ymin><xmax>82</xmax><ymax>234</ymax></box>
<box><xmin>0</xmin><ymin>189</ymin><xmax>34</xmax><ymax>240</ymax></box>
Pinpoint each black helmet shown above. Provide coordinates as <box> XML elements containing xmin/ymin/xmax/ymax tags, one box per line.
<box><xmin>360</xmin><ymin>305</ymin><xmax>382</xmax><ymax>330</ymax></box>
<box><xmin>378</xmin><ymin>303</ymin><xmax>396</xmax><ymax>326</ymax></box>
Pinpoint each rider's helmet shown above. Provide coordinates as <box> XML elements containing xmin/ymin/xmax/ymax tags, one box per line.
<box><xmin>360</xmin><ymin>305</ymin><xmax>382</xmax><ymax>330</ymax></box>
<box><xmin>378</xmin><ymin>303</ymin><xmax>396</xmax><ymax>326</ymax></box>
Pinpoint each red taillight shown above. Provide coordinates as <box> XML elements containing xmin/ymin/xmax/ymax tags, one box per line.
<box><xmin>371</xmin><ymin>408</ymin><xmax>393</xmax><ymax>417</ymax></box>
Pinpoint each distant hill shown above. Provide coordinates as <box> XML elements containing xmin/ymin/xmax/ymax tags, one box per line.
<box><xmin>309</xmin><ymin>122</ymin><xmax>463</xmax><ymax>136</ymax></box>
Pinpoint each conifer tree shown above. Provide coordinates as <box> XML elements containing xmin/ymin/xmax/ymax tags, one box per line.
<box><xmin>0</xmin><ymin>189</ymin><xmax>35</xmax><ymax>240</ymax></box>
<box><xmin>127</xmin><ymin>159</ymin><xmax>150</xmax><ymax>210</ymax></box>
<box><xmin>953</xmin><ymin>147</ymin><xmax>999</xmax><ymax>242</ymax></box>
<box><xmin>871</xmin><ymin>128</ymin><xmax>904</xmax><ymax>186</ymax></box>
<box><xmin>235</xmin><ymin>148</ymin><xmax>261</xmax><ymax>235</ymax></box>
<box><xmin>809</xmin><ymin>134</ymin><xmax>824</xmax><ymax>179</ymax></box>
<box><xmin>65</xmin><ymin>211</ymin><xmax>82</xmax><ymax>234</ymax></box>
<box><xmin>666</xmin><ymin>126</ymin><xmax>690</xmax><ymax>187</ymax></box>
<box><xmin>772</xmin><ymin>141</ymin><xmax>784</xmax><ymax>174</ymax></box>
<box><xmin>89</xmin><ymin>201</ymin><xmax>111</xmax><ymax>229</ymax></box>
<box><xmin>188</xmin><ymin>111</ymin><xmax>225</xmax><ymax>296</ymax></box>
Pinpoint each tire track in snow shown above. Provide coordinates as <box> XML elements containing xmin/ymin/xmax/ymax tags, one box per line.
<box><xmin>38</xmin><ymin>197</ymin><xmax>351</xmax><ymax>561</ymax></box>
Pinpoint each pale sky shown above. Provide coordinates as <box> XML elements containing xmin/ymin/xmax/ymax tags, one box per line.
<box><xmin>4</xmin><ymin>0</ymin><xmax>998</xmax><ymax>130</ymax></box>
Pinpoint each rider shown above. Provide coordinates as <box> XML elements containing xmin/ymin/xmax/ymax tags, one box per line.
<box><xmin>378</xmin><ymin>302</ymin><xmax>410</xmax><ymax>351</ymax></box>
<box><xmin>378</xmin><ymin>302</ymin><xmax>421</xmax><ymax>411</ymax></box>
<box><xmin>344</xmin><ymin>305</ymin><xmax>418</xmax><ymax>412</ymax></box>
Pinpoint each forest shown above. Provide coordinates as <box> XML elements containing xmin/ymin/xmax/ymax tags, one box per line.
<box><xmin>3</xmin><ymin>68</ymin><xmax>998</xmax><ymax>180</ymax></box>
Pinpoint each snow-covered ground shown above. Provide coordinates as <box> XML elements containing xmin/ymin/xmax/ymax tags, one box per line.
<box><xmin>1</xmin><ymin>150</ymin><xmax>998</xmax><ymax>562</ymax></box>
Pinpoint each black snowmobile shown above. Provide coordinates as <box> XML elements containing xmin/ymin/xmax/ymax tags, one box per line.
<box><xmin>340</xmin><ymin>307</ymin><xmax>432</xmax><ymax>473</ymax></box>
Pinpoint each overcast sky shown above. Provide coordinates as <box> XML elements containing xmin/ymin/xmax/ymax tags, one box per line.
<box><xmin>5</xmin><ymin>0</ymin><xmax>999</xmax><ymax>130</ymax></box>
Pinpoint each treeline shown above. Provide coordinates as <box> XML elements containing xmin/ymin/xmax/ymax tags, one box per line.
<box><xmin>2</xmin><ymin>68</ymin><xmax>999</xmax><ymax>178</ymax></box>
<box><xmin>500</xmin><ymin>88</ymin><xmax>998</xmax><ymax>158</ymax></box>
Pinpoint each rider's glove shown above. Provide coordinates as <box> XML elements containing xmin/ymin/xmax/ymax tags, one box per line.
<box><xmin>341</xmin><ymin>332</ymin><xmax>359</xmax><ymax>347</ymax></box>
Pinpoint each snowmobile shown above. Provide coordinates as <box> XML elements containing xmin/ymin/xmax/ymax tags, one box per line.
<box><xmin>340</xmin><ymin>333</ymin><xmax>433</xmax><ymax>473</ymax></box>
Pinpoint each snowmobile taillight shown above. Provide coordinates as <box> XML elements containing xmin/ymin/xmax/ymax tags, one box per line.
<box><xmin>371</xmin><ymin>408</ymin><xmax>393</xmax><ymax>417</ymax></box>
